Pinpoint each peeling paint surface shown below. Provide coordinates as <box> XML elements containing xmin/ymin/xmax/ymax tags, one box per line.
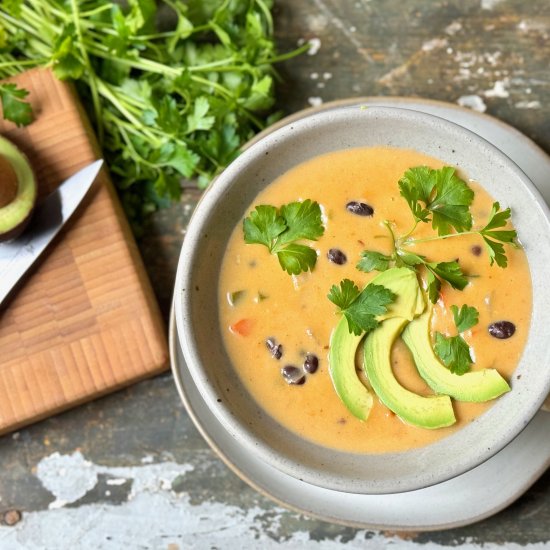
<box><xmin>0</xmin><ymin>451</ymin><xmax>549</xmax><ymax>549</ymax></box>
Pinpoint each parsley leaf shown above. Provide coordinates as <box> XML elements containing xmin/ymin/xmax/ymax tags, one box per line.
<box><xmin>434</xmin><ymin>333</ymin><xmax>473</xmax><ymax>375</ymax></box>
<box><xmin>451</xmin><ymin>304</ymin><xmax>479</xmax><ymax>333</ymax></box>
<box><xmin>356</xmin><ymin>251</ymin><xmax>392</xmax><ymax>273</ymax></box>
<box><xmin>328</xmin><ymin>280</ymin><xmax>395</xmax><ymax>336</ymax></box>
<box><xmin>399</xmin><ymin>166</ymin><xmax>474</xmax><ymax>235</ymax></box>
<box><xmin>479</xmin><ymin>202</ymin><xmax>518</xmax><ymax>267</ymax></box>
<box><xmin>0</xmin><ymin>83</ymin><xmax>33</xmax><ymax>127</ymax></box>
<box><xmin>243</xmin><ymin>200</ymin><xmax>324</xmax><ymax>275</ymax></box>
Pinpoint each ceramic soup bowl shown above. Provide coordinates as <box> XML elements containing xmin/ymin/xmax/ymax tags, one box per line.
<box><xmin>174</xmin><ymin>106</ymin><xmax>550</xmax><ymax>494</ymax></box>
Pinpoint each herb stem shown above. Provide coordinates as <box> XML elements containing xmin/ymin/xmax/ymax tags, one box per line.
<box><xmin>403</xmin><ymin>231</ymin><xmax>479</xmax><ymax>246</ymax></box>
<box><xmin>70</xmin><ymin>0</ymin><xmax>104</xmax><ymax>144</ymax></box>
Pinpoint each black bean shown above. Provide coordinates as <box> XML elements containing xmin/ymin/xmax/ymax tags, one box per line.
<box><xmin>303</xmin><ymin>353</ymin><xmax>319</xmax><ymax>374</ymax></box>
<box><xmin>327</xmin><ymin>248</ymin><xmax>347</xmax><ymax>265</ymax></box>
<box><xmin>346</xmin><ymin>201</ymin><xmax>374</xmax><ymax>216</ymax></box>
<box><xmin>281</xmin><ymin>365</ymin><xmax>306</xmax><ymax>385</ymax></box>
<box><xmin>488</xmin><ymin>321</ymin><xmax>516</xmax><ymax>339</ymax></box>
<box><xmin>471</xmin><ymin>245</ymin><xmax>482</xmax><ymax>256</ymax></box>
<box><xmin>265</xmin><ymin>338</ymin><xmax>283</xmax><ymax>360</ymax></box>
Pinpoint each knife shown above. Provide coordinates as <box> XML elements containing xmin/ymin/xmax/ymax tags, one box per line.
<box><xmin>0</xmin><ymin>159</ymin><xmax>103</xmax><ymax>308</ymax></box>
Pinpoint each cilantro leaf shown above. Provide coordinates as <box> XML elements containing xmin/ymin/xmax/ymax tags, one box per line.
<box><xmin>425</xmin><ymin>270</ymin><xmax>441</xmax><ymax>304</ymax></box>
<box><xmin>356</xmin><ymin>251</ymin><xmax>392</xmax><ymax>273</ymax></box>
<box><xmin>397</xmin><ymin>249</ymin><xmax>468</xmax><ymax>303</ymax></box>
<box><xmin>277</xmin><ymin>199</ymin><xmax>325</xmax><ymax>245</ymax></box>
<box><xmin>399</xmin><ymin>166</ymin><xmax>474</xmax><ymax>235</ymax></box>
<box><xmin>434</xmin><ymin>333</ymin><xmax>473</xmax><ymax>375</ymax></box>
<box><xmin>426</xmin><ymin>260</ymin><xmax>468</xmax><ymax>291</ymax></box>
<box><xmin>398</xmin><ymin>165</ymin><xmax>434</xmax><ymax>222</ymax></box>
<box><xmin>0</xmin><ymin>83</ymin><xmax>33</xmax><ymax>127</ymax></box>
<box><xmin>328</xmin><ymin>280</ymin><xmax>395</xmax><ymax>336</ymax></box>
<box><xmin>423</xmin><ymin>260</ymin><xmax>468</xmax><ymax>303</ymax></box>
<box><xmin>434</xmin><ymin>303</ymin><xmax>478</xmax><ymax>374</ymax></box>
<box><xmin>451</xmin><ymin>304</ymin><xmax>479</xmax><ymax>333</ymax></box>
<box><xmin>243</xmin><ymin>200</ymin><xmax>324</xmax><ymax>275</ymax></box>
<box><xmin>276</xmin><ymin>243</ymin><xmax>318</xmax><ymax>275</ymax></box>
<box><xmin>243</xmin><ymin>205</ymin><xmax>286</xmax><ymax>250</ymax></box>
<box><xmin>186</xmin><ymin>96</ymin><xmax>215</xmax><ymax>134</ymax></box>
<box><xmin>478</xmin><ymin>202</ymin><xmax>518</xmax><ymax>267</ymax></box>
<box><xmin>328</xmin><ymin>279</ymin><xmax>361</xmax><ymax>310</ymax></box>
<box><xmin>397</xmin><ymin>251</ymin><xmax>426</xmax><ymax>267</ymax></box>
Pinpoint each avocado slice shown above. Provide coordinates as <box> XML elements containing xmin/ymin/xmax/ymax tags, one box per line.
<box><xmin>328</xmin><ymin>267</ymin><xmax>426</xmax><ymax>421</ymax></box>
<box><xmin>402</xmin><ymin>306</ymin><xmax>511</xmax><ymax>401</ymax></box>
<box><xmin>364</xmin><ymin>317</ymin><xmax>456</xmax><ymax>429</ymax></box>
<box><xmin>0</xmin><ymin>136</ymin><xmax>36</xmax><ymax>242</ymax></box>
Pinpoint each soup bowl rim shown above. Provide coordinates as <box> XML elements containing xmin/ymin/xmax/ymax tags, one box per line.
<box><xmin>174</xmin><ymin>105</ymin><xmax>550</xmax><ymax>494</ymax></box>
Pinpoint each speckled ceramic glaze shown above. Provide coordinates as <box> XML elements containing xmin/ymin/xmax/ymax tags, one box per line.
<box><xmin>174</xmin><ymin>106</ymin><xmax>550</xmax><ymax>494</ymax></box>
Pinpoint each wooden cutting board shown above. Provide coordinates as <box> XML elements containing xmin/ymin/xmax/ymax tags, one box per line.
<box><xmin>0</xmin><ymin>69</ymin><xmax>169</xmax><ymax>434</ymax></box>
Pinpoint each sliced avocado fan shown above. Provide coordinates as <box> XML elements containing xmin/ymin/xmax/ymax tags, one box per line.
<box><xmin>402</xmin><ymin>306</ymin><xmax>510</xmax><ymax>402</ymax></box>
<box><xmin>328</xmin><ymin>267</ymin><xmax>426</xmax><ymax>421</ymax></box>
<box><xmin>363</xmin><ymin>317</ymin><xmax>456</xmax><ymax>429</ymax></box>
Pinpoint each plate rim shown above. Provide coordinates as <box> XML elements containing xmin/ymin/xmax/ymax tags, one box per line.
<box><xmin>169</xmin><ymin>96</ymin><xmax>550</xmax><ymax>530</ymax></box>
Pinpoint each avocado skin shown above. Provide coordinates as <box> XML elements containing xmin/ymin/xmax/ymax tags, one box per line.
<box><xmin>328</xmin><ymin>267</ymin><xmax>426</xmax><ymax>422</ymax></box>
<box><xmin>402</xmin><ymin>307</ymin><xmax>511</xmax><ymax>402</ymax></box>
<box><xmin>0</xmin><ymin>136</ymin><xmax>37</xmax><ymax>242</ymax></box>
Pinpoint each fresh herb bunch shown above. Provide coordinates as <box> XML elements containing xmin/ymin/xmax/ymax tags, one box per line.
<box><xmin>0</xmin><ymin>0</ymin><xmax>307</xmax><ymax>231</ymax></box>
<box><xmin>357</xmin><ymin>166</ymin><xmax>518</xmax><ymax>302</ymax></box>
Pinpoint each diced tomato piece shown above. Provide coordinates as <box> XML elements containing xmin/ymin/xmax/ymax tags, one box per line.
<box><xmin>229</xmin><ymin>318</ymin><xmax>254</xmax><ymax>336</ymax></box>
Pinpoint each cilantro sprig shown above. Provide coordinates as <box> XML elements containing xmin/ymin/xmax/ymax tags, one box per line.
<box><xmin>243</xmin><ymin>200</ymin><xmax>324</xmax><ymax>275</ymax></box>
<box><xmin>328</xmin><ymin>279</ymin><xmax>395</xmax><ymax>336</ymax></box>
<box><xmin>478</xmin><ymin>202</ymin><xmax>517</xmax><ymax>267</ymax></box>
<box><xmin>434</xmin><ymin>304</ymin><xmax>479</xmax><ymax>375</ymax></box>
<box><xmin>357</xmin><ymin>166</ymin><xmax>518</xmax><ymax>302</ymax></box>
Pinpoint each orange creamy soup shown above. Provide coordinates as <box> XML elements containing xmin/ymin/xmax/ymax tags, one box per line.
<box><xmin>218</xmin><ymin>147</ymin><xmax>532</xmax><ymax>453</ymax></box>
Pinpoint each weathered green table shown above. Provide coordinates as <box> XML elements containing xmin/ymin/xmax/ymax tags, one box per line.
<box><xmin>1</xmin><ymin>1</ymin><xmax>549</xmax><ymax>547</ymax></box>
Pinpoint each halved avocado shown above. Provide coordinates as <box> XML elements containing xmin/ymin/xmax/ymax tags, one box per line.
<box><xmin>402</xmin><ymin>306</ymin><xmax>510</xmax><ymax>402</ymax></box>
<box><xmin>328</xmin><ymin>267</ymin><xmax>426</xmax><ymax>421</ymax></box>
<box><xmin>364</xmin><ymin>317</ymin><xmax>456</xmax><ymax>429</ymax></box>
<box><xmin>0</xmin><ymin>136</ymin><xmax>36</xmax><ymax>242</ymax></box>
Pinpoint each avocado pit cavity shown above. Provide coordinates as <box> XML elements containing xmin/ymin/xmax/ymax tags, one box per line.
<box><xmin>0</xmin><ymin>155</ymin><xmax>18</xmax><ymax>208</ymax></box>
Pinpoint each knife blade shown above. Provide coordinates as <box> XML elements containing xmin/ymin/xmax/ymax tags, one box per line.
<box><xmin>0</xmin><ymin>159</ymin><xmax>103</xmax><ymax>308</ymax></box>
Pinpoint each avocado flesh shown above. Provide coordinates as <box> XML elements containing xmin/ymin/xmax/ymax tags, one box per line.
<box><xmin>329</xmin><ymin>320</ymin><xmax>372</xmax><ymax>420</ymax></box>
<box><xmin>402</xmin><ymin>307</ymin><xmax>511</xmax><ymax>402</ymax></box>
<box><xmin>328</xmin><ymin>267</ymin><xmax>426</xmax><ymax>421</ymax></box>
<box><xmin>364</xmin><ymin>316</ymin><xmax>456</xmax><ymax>429</ymax></box>
<box><xmin>0</xmin><ymin>136</ymin><xmax>36</xmax><ymax>241</ymax></box>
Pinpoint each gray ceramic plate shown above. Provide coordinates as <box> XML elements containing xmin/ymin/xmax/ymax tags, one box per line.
<box><xmin>170</xmin><ymin>97</ymin><xmax>550</xmax><ymax>529</ymax></box>
<box><xmin>174</xmin><ymin>100</ymin><xmax>550</xmax><ymax>494</ymax></box>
